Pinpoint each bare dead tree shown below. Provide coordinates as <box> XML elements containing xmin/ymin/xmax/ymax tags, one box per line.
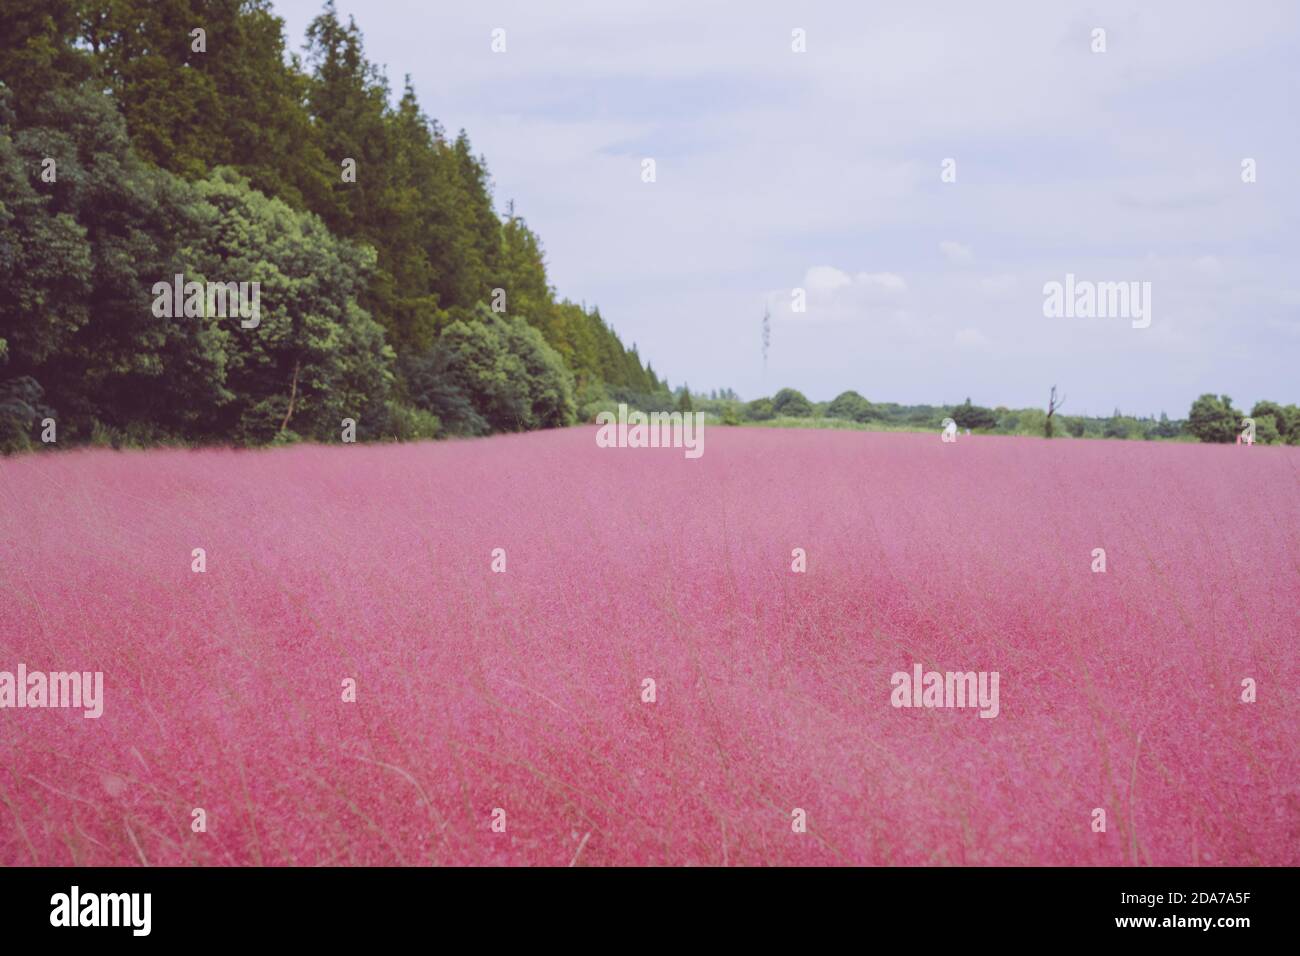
<box><xmin>1046</xmin><ymin>384</ymin><xmax>1066</xmax><ymax>438</ymax></box>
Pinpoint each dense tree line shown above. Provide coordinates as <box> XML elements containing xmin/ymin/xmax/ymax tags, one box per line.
<box><xmin>1186</xmin><ymin>395</ymin><xmax>1300</xmax><ymax>445</ymax></box>
<box><xmin>693</xmin><ymin>387</ymin><xmax>1297</xmax><ymax>444</ymax></box>
<box><xmin>0</xmin><ymin>0</ymin><xmax>668</xmax><ymax>452</ymax></box>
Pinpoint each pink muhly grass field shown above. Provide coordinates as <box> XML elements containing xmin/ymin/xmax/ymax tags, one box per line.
<box><xmin>1</xmin><ymin>427</ymin><xmax>1297</xmax><ymax>866</ymax></box>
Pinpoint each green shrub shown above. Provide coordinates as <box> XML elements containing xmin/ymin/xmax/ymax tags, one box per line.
<box><xmin>378</xmin><ymin>402</ymin><xmax>441</xmax><ymax>441</ymax></box>
<box><xmin>826</xmin><ymin>390</ymin><xmax>874</xmax><ymax>421</ymax></box>
<box><xmin>771</xmin><ymin>387</ymin><xmax>813</xmax><ymax>417</ymax></box>
<box><xmin>951</xmin><ymin>398</ymin><xmax>998</xmax><ymax>430</ymax></box>
<box><xmin>1187</xmin><ymin>394</ymin><xmax>1242</xmax><ymax>443</ymax></box>
<box><xmin>0</xmin><ymin>376</ymin><xmax>50</xmax><ymax>454</ymax></box>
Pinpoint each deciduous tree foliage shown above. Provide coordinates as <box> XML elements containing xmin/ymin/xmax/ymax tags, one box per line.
<box><xmin>188</xmin><ymin>167</ymin><xmax>394</xmax><ymax>444</ymax></box>
<box><xmin>1</xmin><ymin>84</ymin><xmax>230</xmax><ymax>442</ymax></box>
<box><xmin>951</xmin><ymin>397</ymin><xmax>998</xmax><ymax>431</ymax></box>
<box><xmin>825</xmin><ymin>390</ymin><xmax>875</xmax><ymax>422</ymax></box>
<box><xmin>1187</xmin><ymin>394</ymin><xmax>1242</xmax><ymax>444</ymax></box>
<box><xmin>771</xmin><ymin>387</ymin><xmax>813</xmax><ymax>417</ymax></box>
<box><xmin>435</xmin><ymin>305</ymin><xmax>575</xmax><ymax>433</ymax></box>
<box><xmin>1249</xmin><ymin>400</ymin><xmax>1299</xmax><ymax>445</ymax></box>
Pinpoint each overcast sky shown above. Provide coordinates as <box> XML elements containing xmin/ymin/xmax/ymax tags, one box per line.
<box><xmin>277</xmin><ymin>0</ymin><xmax>1297</xmax><ymax>415</ymax></box>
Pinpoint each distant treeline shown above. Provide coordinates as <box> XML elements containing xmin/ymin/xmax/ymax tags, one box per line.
<box><xmin>684</xmin><ymin>388</ymin><xmax>1300</xmax><ymax>444</ymax></box>
<box><xmin>0</xmin><ymin>0</ymin><xmax>671</xmax><ymax>453</ymax></box>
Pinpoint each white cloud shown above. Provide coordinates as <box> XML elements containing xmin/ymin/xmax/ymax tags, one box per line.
<box><xmin>954</xmin><ymin>328</ymin><xmax>990</xmax><ymax>349</ymax></box>
<box><xmin>939</xmin><ymin>240</ymin><xmax>974</xmax><ymax>264</ymax></box>
<box><xmin>798</xmin><ymin>267</ymin><xmax>906</xmax><ymax>301</ymax></box>
<box><xmin>772</xmin><ymin>267</ymin><xmax>908</xmax><ymax>322</ymax></box>
<box><xmin>854</xmin><ymin>272</ymin><xmax>908</xmax><ymax>294</ymax></box>
<box><xmin>805</xmin><ymin>265</ymin><xmax>853</xmax><ymax>294</ymax></box>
